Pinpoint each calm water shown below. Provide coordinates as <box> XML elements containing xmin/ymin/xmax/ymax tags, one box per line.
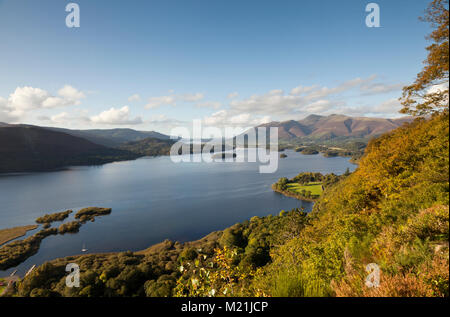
<box><xmin>0</xmin><ymin>150</ymin><xmax>355</xmax><ymax>275</ymax></box>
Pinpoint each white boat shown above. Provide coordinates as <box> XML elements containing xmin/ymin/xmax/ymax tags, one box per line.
<box><xmin>25</xmin><ymin>265</ymin><xmax>36</xmax><ymax>277</ymax></box>
<box><xmin>81</xmin><ymin>243</ymin><xmax>88</xmax><ymax>252</ymax></box>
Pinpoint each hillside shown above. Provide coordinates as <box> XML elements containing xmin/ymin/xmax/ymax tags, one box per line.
<box><xmin>0</xmin><ymin>123</ymin><xmax>171</xmax><ymax>148</ymax></box>
<box><xmin>0</xmin><ymin>126</ymin><xmax>140</xmax><ymax>173</ymax></box>
<box><xmin>256</xmin><ymin>114</ymin><xmax>412</xmax><ymax>141</ymax></box>
<box><xmin>253</xmin><ymin>113</ymin><xmax>449</xmax><ymax>296</ymax></box>
<box><xmin>118</xmin><ymin>137</ymin><xmax>176</xmax><ymax>156</ymax></box>
<box><xmin>48</xmin><ymin>128</ymin><xmax>171</xmax><ymax>147</ymax></box>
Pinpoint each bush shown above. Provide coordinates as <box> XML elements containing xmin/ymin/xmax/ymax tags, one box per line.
<box><xmin>58</xmin><ymin>221</ymin><xmax>81</xmax><ymax>234</ymax></box>
<box><xmin>179</xmin><ymin>248</ymin><xmax>198</xmax><ymax>262</ymax></box>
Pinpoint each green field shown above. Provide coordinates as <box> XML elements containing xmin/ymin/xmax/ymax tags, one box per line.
<box><xmin>286</xmin><ymin>182</ymin><xmax>323</xmax><ymax>196</ymax></box>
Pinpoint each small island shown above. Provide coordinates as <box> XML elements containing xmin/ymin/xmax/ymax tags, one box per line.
<box><xmin>75</xmin><ymin>207</ymin><xmax>112</xmax><ymax>223</ymax></box>
<box><xmin>299</xmin><ymin>148</ymin><xmax>319</xmax><ymax>155</ymax></box>
<box><xmin>35</xmin><ymin>210</ymin><xmax>73</xmax><ymax>225</ymax></box>
<box><xmin>211</xmin><ymin>152</ymin><xmax>237</xmax><ymax>160</ymax></box>
<box><xmin>58</xmin><ymin>221</ymin><xmax>82</xmax><ymax>234</ymax></box>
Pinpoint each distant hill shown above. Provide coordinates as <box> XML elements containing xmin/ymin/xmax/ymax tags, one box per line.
<box><xmin>47</xmin><ymin>128</ymin><xmax>171</xmax><ymax>147</ymax></box>
<box><xmin>0</xmin><ymin>126</ymin><xmax>140</xmax><ymax>173</ymax></box>
<box><xmin>254</xmin><ymin>114</ymin><xmax>413</xmax><ymax>141</ymax></box>
<box><xmin>0</xmin><ymin>123</ymin><xmax>171</xmax><ymax>147</ymax></box>
<box><xmin>119</xmin><ymin>137</ymin><xmax>177</xmax><ymax>157</ymax></box>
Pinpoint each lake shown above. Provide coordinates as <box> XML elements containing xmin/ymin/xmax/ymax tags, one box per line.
<box><xmin>0</xmin><ymin>150</ymin><xmax>356</xmax><ymax>275</ymax></box>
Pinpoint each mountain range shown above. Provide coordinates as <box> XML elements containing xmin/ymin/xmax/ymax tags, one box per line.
<box><xmin>0</xmin><ymin>114</ymin><xmax>412</xmax><ymax>173</ymax></box>
<box><xmin>257</xmin><ymin>114</ymin><xmax>412</xmax><ymax>141</ymax></box>
<box><xmin>0</xmin><ymin>123</ymin><xmax>171</xmax><ymax>147</ymax></box>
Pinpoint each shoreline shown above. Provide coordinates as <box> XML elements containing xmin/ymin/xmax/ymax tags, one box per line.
<box><xmin>0</xmin><ymin>225</ymin><xmax>39</xmax><ymax>247</ymax></box>
<box><xmin>0</xmin><ymin>207</ymin><xmax>112</xmax><ymax>273</ymax></box>
<box><xmin>0</xmin><ymin>148</ymin><xmax>358</xmax><ymax>175</ymax></box>
<box><xmin>271</xmin><ymin>185</ymin><xmax>318</xmax><ymax>202</ymax></box>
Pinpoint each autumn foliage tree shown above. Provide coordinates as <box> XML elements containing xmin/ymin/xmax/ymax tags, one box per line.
<box><xmin>400</xmin><ymin>0</ymin><xmax>449</xmax><ymax>116</ymax></box>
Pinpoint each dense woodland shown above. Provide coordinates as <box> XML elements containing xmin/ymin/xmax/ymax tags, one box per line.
<box><xmin>118</xmin><ymin>138</ymin><xmax>176</xmax><ymax>157</ymax></box>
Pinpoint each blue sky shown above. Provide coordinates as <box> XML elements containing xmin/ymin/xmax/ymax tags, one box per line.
<box><xmin>0</xmin><ymin>0</ymin><xmax>432</xmax><ymax>133</ymax></box>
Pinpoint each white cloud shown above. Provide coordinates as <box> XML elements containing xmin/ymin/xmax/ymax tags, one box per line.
<box><xmin>197</xmin><ymin>76</ymin><xmax>406</xmax><ymax>126</ymax></box>
<box><xmin>90</xmin><ymin>106</ymin><xmax>143</xmax><ymax>125</ymax></box>
<box><xmin>227</xmin><ymin>92</ymin><xmax>239</xmax><ymax>99</ymax></box>
<box><xmin>427</xmin><ymin>82</ymin><xmax>450</xmax><ymax>107</ymax></box>
<box><xmin>146</xmin><ymin>114</ymin><xmax>169</xmax><ymax>123</ymax></box>
<box><xmin>229</xmin><ymin>90</ymin><xmax>303</xmax><ymax>116</ymax></box>
<box><xmin>0</xmin><ymin>76</ymin><xmax>408</xmax><ymax>129</ymax></box>
<box><xmin>426</xmin><ymin>82</ymin><xmax>449</xmax><ymax>95</ymax></box>
<box><xmin>7</xmin><ymin>85</ymin><xmax>84</xmax><ymax>112</ymax></box>
<box><xmin>57</xmin><ymin>85</ymin><xmax>86</xmax><ymax>101</ymax></box>
<box><xmin>0</xmin><ymin>97</ymin><xmax>7</xmax><ymax>108</ymax></box>
<box><xmin>202</xmin><ymin>110</ymin><xmax>272</xmax><ymax>127</ymax></box>
<box><xmin>372</xmin><ymin>98</ymin><xmax>403</xmax><ymax>114</ymax></box>
<box><xmin>196</xmin><ymin>101</ymin><xmax>222</xmax><ymax>109</ymax></box>
<box><xmin>128</xmin><ymin>94</ymin><xmax>141</xmax><ymax>102</ymax></box>
<box><xmin>227</xmin><ymin>75</ymin><xmax>401</xmax><ymax>118</ymax></box>
<box><xmin>145</xmin><ymin>95</ymin><xmax>176</xmax><ymax>109</ymax></box>
<box><xmin>229</xmin><ymin>113</ymin><xmax>251</xmax><ymax>125</ymax></box>
<box><xmin>203</xmin><ymin>110</ymin><xmax>227</xmax><ymax>126</ymax></box>
<box><xmin>268</xmin><ymin>89</ymin><xmax>284</xmax><ymax>96</ymax></box>
<box><xmin>144</xmin><ymin>92</ymin><xmax>205</xmax><ymax>109</ymax></box>
<box><xmin>0</xmin><ymin>97</ymin><xmax>19</xmax><ymax>122</ymax></box>
<box><xmin>303</xmin><ymin>100</ymin><xmax>334</xmax><ymax>113</ymax></box>
<box><xmin>322</xmin><ymin>99</ymin><xmax>403</xmax><ymax>118</ymax></box>
<box><xmin>289</xmin><ymin>85</ymin><xmax>319</xmax><ymax>96</ymax></box>
<box><xmin>49</xmin><ymin>112</ymin><xmax>72</xmax><ymax>124</ymax></box>
<box><xmin>181</xmin><ymin>93</ymin><xmax>204</xmax><ymax>102</ymax></box>
<box><xmin>360</xmin><ymin>82</ymin><xmax>404</xmax><ymax>95</ymax></box>
<box><xmin>302</xmin><ymin>76</ymin><xmax>377</xmax><ymax>100</ymax></box>
<box><xmin>7</xmin><ymin>87</ymin><xmax>50</xmax><ymax>111</ymax></box>
<box><xmin>37</xmin><ymin>110</ymin><xmax>91</xmax><ymax>125</ymax></box>
<box><xmin>0</xmin><ymin>85</ymin><xmax>85</xmax><ymax>123</ymax></box>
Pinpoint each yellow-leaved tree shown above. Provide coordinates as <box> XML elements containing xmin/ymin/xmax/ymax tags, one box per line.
<box><xmin>400</xmin><ymin>0</ymin><xmax>449</xmax><ymax>116</ymax></box>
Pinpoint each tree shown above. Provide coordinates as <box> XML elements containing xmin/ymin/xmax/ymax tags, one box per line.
<box><xmin>179</xmin><ymin>248</ymin><xmax>198</xmax><ymax>262</ymax></box>
<box><xmin>220</xmin><ymin>227</ymin><xmax>246</xmax><ymax>248</ymax></box>
<box><xmin>400</xmin><ymin>0</ymin><xmax>449</xmax><ymax>116</ymax></box>
<box><xmin>344</xmin><ymin>168</ymin><xmax>351</xmax><ymax>176</ymax></box>
<box><xmin>276</xmin><ymin>177</ymin><xmax>289</xmax><ymax>190</ymax></box>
